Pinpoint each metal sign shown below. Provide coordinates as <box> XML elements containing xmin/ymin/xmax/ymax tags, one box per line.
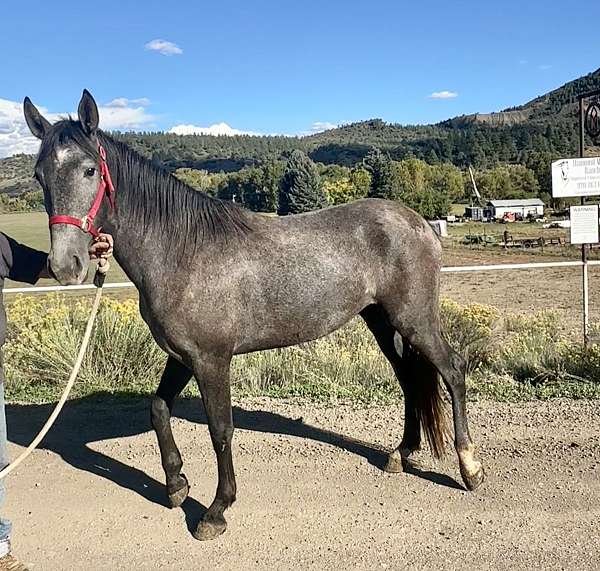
<box><xmin>570</xmin><ymin>204</ymin><xmax>600</xmax><ymax>245</ymax></box>
<box><xmin>551</xmin><ymin>157</ymin><xmax>600</xmax><ymax>197</ymax></box>
<box><xmin>585</xmin><ymin>101</ymin><xmax>600</xmax><ymax>139</ymax></box>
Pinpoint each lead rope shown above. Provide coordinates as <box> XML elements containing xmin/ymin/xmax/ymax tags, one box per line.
<box><xmin>0</xmin><ymin>258</ymin><xmax>110</xmax><ymax>480</ymax></box>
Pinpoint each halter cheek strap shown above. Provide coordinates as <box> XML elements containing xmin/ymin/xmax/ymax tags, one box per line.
<box><xmin>49</xmin><ymin>144</ymin><xmax>115</xmax><ymax>238</ymax></box>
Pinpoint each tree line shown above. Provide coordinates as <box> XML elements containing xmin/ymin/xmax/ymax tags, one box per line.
<box><xmin>0</xmin><ymin>147</ymin><xmax>556</xmax><ymax>219</ymax></box>
<box><xmin>173</xmin><ymin>148</ymin><xmax>547</xmax><ymax>219</ymax></box>
<box><xmin>115</xmin><ymin>119</ymin><xmax>576</xmax><ymax>174</ymax></box>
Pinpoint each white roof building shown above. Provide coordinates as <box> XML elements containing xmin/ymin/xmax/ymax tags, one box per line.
<box><xmin>487</xmin><ymin>198</ymin><xmax>544</xmax><ymax>219</ymax></box>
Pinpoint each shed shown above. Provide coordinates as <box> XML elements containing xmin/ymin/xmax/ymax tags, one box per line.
<box><xmin>487</xmin><ymin>199</ymin><xmax>544</xmax><ymax>220</ymax></box>
<box><xmin>464</xmin><ymin>205</ymin><xmax>493</xmax><ymax>221</ymax></box>
<box><xmin>428</xmin><ymin>219</ymin><xmax>448</xmax><ymax>237</ymax></box>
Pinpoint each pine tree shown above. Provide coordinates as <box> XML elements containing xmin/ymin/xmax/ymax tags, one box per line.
<box><xmin>363</xmin><ymin>148</ymin><xmax>399</xmax><ymax>199</ymax></box>
<box><xmin>278</xmin><ymin>151</ymin><xmax>327</xmax><ymax>215</ymax></box>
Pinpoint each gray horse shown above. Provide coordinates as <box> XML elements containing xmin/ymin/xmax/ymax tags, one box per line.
<box><xmin>23</xmin><ymin>90</ymin><xmax>484</xmax><ymax>541</ymax></box>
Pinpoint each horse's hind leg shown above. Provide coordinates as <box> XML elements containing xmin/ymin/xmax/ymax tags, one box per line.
<box><xmin>190</xmin><ymin>352</ymin><xmax>236</xmax><ymax>541</ymax></box>
<box><xmin>394</xmin><ymin>318</ymin><xmax>485</xmax><ymax>491</ymax></box>
<box><xmin>151</xmin><ymin>356</ymin><xmax>193</xmax><ymax>507</ymax></box>
<box><xmin>361</xmin><ymin>305</ymin><xmax>443</xmax><ymax>473</ymax></box>
<box><xmin>385</xmin><ymin>347</ymin><xmax>446</xmax><ymax>474</ymax></box>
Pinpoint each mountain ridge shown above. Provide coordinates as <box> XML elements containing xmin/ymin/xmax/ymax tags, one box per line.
<box><xmin>2</xmin><ymin>67</ymin><xmax>600</xmax><ymax>192</ymax></box>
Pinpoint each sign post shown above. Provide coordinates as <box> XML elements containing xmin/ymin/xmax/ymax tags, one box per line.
<box><xmin>570</xmin><ymin>205</ymin><xmax>600</xmax><ymax>245</ymax></box>
<box><xmin>551</xmin><ymin>157</ymin><xmax>600</xmax><ymax>198</ymax></box>
<box><xmin>551</xmin><ymin>90</ymin><xmax>600</xmax><ymax>346</ymax></box>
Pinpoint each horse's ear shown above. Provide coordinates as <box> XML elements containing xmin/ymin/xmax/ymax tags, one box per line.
<box><xmin>23</xmin><ymin>97</ymin><xmax>51</xmax><ymax>140</ymax></box>
<box><xmin>77</xmin><ymin>89</ymin><xmax>99</xmax><ymax>135</ymax></box>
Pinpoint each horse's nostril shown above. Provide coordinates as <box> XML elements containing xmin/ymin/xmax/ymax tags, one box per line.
<box><xmin>72</xmin><ymin>255</ymin><xmax>83</xmax><ymax>276</ymax></box>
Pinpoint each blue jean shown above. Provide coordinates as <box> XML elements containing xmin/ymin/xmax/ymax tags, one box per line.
<box><xmin>0</xmin><ymin>370</ymin><xmax>12</xmax><ymax>542</ymax></box>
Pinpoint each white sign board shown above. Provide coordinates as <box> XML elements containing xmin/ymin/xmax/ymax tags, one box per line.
<box><xmin>570</xmin><ymin>205</ymin><xmax>600</xmax><ymax>245</ymax></box>
<box><xmin>552</xmin><ymin>157</ymin><xmax>600</xmax><ymax>198</ymax></box>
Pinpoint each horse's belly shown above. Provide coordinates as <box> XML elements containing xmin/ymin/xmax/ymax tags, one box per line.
<box><xmin>233</xmin><ymin>288</ymin><xmax>373</xmax><ymax>354</ymax></box>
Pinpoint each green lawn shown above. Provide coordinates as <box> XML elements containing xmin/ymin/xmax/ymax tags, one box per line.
<box><xmin>0</xmin><ymin>212</ymin><xmax>130</xmax><ymax>290</ymax></box>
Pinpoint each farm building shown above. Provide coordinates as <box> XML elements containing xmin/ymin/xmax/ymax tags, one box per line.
<box><xmin>464</xmin><ymin>205</ymin><xmax>493</xmax><ymax>221</ymax></box>
<box><xmin>487</xmin><ymin>198</ymin><xmax>544</xmax><ymax>220</ymax></box>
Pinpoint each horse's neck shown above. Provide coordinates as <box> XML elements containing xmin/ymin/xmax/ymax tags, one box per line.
<box><xmin>103</xmin><ymin>190</ymin><xmax>169</xmax><ymax>290</ymax></box>
<box><xmin>99</xmin><ymin>142</ymin><xmax>171</xmax><ymax>288</ymax></box>
<box><xmin>110</xmin><ymin>224</ymin><xmax>159</xmax><ymax>290</ymax></box>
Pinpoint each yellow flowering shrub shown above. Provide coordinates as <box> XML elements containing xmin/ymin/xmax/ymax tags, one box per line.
<box><xmin>2</xmin><ymin>294</ymin><xmax>598</xmax><ymax>403</ymax></box>
<box><xmin>4</xmin><ymin>294</ymin><xmax>166</xmax><ymax>402</ymax></box>
<box><xmin>440</xmin><ymin>299</ymin><xmax>500</xmax><ymax>374</ymax></box>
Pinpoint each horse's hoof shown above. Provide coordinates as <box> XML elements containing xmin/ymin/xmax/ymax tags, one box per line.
<box><xmin>461</xmin><ymin>465</ymin><xmax>485</xmax><ymax>491</ymax></box>
<box><xmin>193</xmin><ymin>518</ymin><xmax>227</xmax><ymax>541</ymax></box>
<box><xmin>384</xmin><ymin>450</ymin><xmax>404</xmax><ymax>473</ymax></box>
<box><xmin>384</xmin><ymin>449</ymin><xmax>423</xmax><ymax>473</ymax></box>
<box><xmin>167</xmin><ymin>474</ymin><xmax>189</xmax><ymax>508</ymax></box>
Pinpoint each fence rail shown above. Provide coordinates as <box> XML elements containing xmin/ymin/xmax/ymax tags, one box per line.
<box><xmin>3</xmin><ymin>260</ymin><xmax>599</xmax><ymax>294</ymax></box>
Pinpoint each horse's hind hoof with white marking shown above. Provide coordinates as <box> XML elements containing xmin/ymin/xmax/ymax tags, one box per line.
<box><xmin>461</xmin><ymin>464</ymin><xmax>485</xmax><ymax>491</ymax></box>
<box><xmin>193</xmin><ymin>517</ymin><xmax>227</xmax><ymax>541</ymax></box>
<box><xmin>167</xmin><ymin>473</ymin><xmax>189</xmax><ymax>508</ymax></box>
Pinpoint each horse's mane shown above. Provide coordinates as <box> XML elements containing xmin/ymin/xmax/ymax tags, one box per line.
<box><xmin>37</xmin><ymin>120</ymin><xmax>253</xmax><ymax>254</ymax></box>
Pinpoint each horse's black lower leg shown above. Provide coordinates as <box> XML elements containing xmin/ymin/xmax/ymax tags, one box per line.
<box><xmin>151</xmin><ymin>356</ymin><xmax>193</xmax><ymax>507</ymax></box>
<box><xmin>361</xmin><ymin>306</ymin><xmax>421</xmax><ymax>472</ymax></box>
<box><xmin>404</xmin><ymin>327</ymin><xmax>484</xmax><ymax>491</ymax></box>
<box><xmin>190</xmin><ymin>353</ymin><xmax>236</xmax><ymax>541</ymax></box>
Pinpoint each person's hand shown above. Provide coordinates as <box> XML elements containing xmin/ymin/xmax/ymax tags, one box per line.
<box><xmin>89</xmin><ymin>233</ymin><xmax>114</xmax><ymax>260</ymax></box>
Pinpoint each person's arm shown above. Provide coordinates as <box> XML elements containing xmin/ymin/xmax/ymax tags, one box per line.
<box><xmin>0</xmin><ymin>233</ymin><xmax>113</xmax><ymax>284</ymax></box>
<box><xmin>0</xmin><ymin>233</ymin><xmax>47</xmax><ymax>285</ymax></box>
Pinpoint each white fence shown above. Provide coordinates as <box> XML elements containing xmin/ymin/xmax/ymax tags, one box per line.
<box><xmin>3</xmin><ymin>260</ymin><xmax>599</xmax><ymax>295</ymax></box>
<box><xmin>3</xmin><ymin>259</ymin><xmax>599</xmax><ymax>341</ymax></box>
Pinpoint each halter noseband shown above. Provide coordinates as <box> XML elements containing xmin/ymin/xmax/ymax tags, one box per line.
<box><xmin>48</xmin><ymin>144</ymin><xmax>115</xmax><ymax>238</ymax></box>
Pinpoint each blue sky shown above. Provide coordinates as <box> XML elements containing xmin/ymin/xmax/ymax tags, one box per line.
<box><xmin>1</xmin><ymin>0</ymin><xmax>599</xmax><ymax>156</ymax></box>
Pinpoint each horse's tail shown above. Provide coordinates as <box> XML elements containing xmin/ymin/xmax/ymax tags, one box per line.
<box><xmin>405</xmin><ymin>345</ymin><xmax>450</xmax><ymax>458</ymax></box>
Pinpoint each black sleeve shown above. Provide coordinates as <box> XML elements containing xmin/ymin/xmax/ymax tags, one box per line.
<box><xmin>0</xmin><ymin>233</ymin><xmax>48</xmax><ymax>285</ymax></box>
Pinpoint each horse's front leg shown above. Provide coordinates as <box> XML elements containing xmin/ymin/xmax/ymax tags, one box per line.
<box><xmin>151</xmin><ymin>356</ymin><xmax>193</xmax><ymax>507</ymax></box>
<box><xmin>190</xmin><ymin>352</ymin><xmax>236</xmax><ymax>541</ymax></box>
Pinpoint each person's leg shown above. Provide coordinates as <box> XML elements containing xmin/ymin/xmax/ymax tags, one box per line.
<box><xmin>0</xmin><ymin>369</ymin><xmax>12</xmax><ymax>557</ymax></box>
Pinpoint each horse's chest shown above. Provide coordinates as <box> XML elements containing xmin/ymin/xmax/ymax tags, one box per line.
<box><xmin>138</xmin><ymin>295</ymin><xmax>181</xmax><ymax>357</ymax></box>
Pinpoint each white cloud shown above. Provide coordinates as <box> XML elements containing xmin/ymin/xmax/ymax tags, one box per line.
<box><xmin>144</xmin><ymin>39</ymin><xmax>183</xmax><ymax>56</ymax></box>
<box><xmin>306</xmin><ymin>121</ymin><xmax>338</xmax><ymax>134</ymax></box>
<box><xmin>519</xmin><ymin>59</ymin><xmax>528</xmax><ymax>65</ymax></box>
<box><xmin>0</xmin><ymin>98</ymin><xmax>46</xmax><ymax>158</ymax></box>
<box><xmin>0</xmin><ymin>97</ymin><xmax>155</xmax><ymax>158</ymax></box>
<box><xmin>169</xmin><ymin>122</ymin><xmax>259</xmax><ymax>136</ymax></box>
<box><xmin>538</xmin><ymin>64</ymin><xmax>552</xmax><ymax>71</ymax></box>
<box><xmin>98</xmin><ymin>104</ymin><xmax>155</xmax><ymax>130</ymax></box>
<box><xmin>429</xmin><ymin>90</ymin><xmax>458</xmax><ymax>99</ymax></box>
<box><xmin>106</xmin><ymin>97</ymin><xmax>151</xmax><ymax>108</ymax></box>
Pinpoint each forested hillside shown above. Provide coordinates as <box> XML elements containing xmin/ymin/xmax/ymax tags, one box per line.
<box><xmin>2</xmin><ymin>67</ymin><xmax>599</xmax><ymax>217</ymax></box>
<box><xmin>111</xmin><ymin>66</ymin><xmax>600</xmax><ymax>171</ymax></box>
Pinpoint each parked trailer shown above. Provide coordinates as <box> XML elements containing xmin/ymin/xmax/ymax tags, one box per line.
<box><xmin>504</xmin><ymin>237</ymin><xmax>544</xmax><ymax>249</ymax></box>
<box><xmin>462</xmin><ymin>234</ymin><xmax>497</xmax><ymax>246</ymax></box>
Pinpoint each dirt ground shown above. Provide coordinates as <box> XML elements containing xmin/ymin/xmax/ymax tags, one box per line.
<box><xmin>441</xmin><ymin>247</ymin><xmax>600</xmax><ymax>335</ymax></box>
<box><xmin>5</xmin><ymin>396</ymin><xmax>600</xmax><ymax>570</ymax></box>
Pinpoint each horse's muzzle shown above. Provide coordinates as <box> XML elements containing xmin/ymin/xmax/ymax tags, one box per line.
<box><xmin>48</xmin><ymin>250</ymin><xmax>89</xmax><ymax>286</ymax></box>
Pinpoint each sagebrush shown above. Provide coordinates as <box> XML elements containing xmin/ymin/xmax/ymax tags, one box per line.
<box><xmin>4</xmin><ymin>294</ymin><xmax>599</xmax><ymax>404</ymax></box>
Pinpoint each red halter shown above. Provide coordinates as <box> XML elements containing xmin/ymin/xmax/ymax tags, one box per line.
<box><xmin>49</xmin><ymin>144</ymin><xmax>115</xmax><ymax>238</ymax></box>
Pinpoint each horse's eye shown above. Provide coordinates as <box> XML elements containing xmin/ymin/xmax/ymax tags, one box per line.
<box><xmin>85</xmin><ymin>167</ymin><xmax>96</xmax><ymax>177</ymax></box>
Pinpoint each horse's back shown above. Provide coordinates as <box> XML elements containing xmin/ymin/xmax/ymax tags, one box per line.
<box><xmin>223</xmin><ymin>199</ymin><xmax>442</xmax><ymax>353</ymax></box>
<box><xmin>266</xmin><ymin>198</ymin><xmax>441</xmax><ymax>270</ymax></box>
